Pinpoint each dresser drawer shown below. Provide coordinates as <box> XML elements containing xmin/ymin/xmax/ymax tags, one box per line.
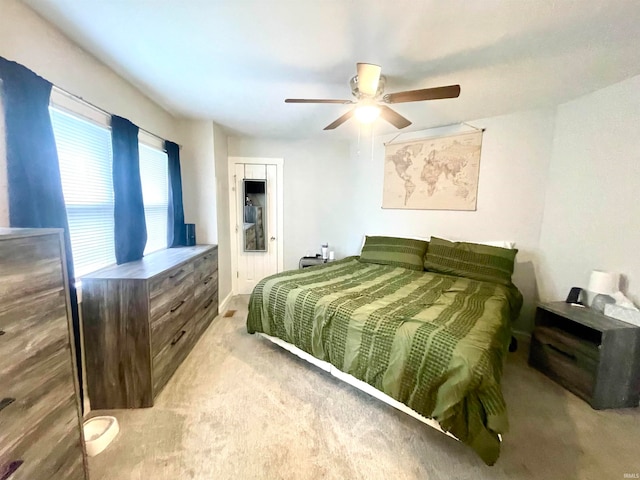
<box><xmin>150</xmin><ymin>292</ymin><xmax>194</xmax><ymax>358</ymax></box>
<box><xmin>0</xmin><ymin>235</ymin><xmax>65</xmax><ymax>312</ymax></box>
<box><xmin>149</xmin><ymin>269</ymin><xmax>194</xmax><ymax>323</ymax></box>
<box><xmin>0</xmin><ymin>343</ymin><xmax>76</xmax><ymax>447</ymax></box>
<box><xmin>152</xmin><ymin>317</ymin><xmax>198</xmax><ymax>395</ymax></box>
<box><xmin>0</xmin><ymin>290</ymin><xmax>70</xmax><ymax>378</ymax></box>
<box><xmin>0</xmin><ymin>394</ymin><xmax>84</xmax><ymax>480</ymax></box>
<box><xmin>193</xmin><ymin>289</ymin><xmax>218</xmax><ymax>336</ymax></box>
<box><xmin>149</xmin><ymin>262</ymin><xmax>194</xmax><ymax>299</ymax></box>
<box><xmin>194</xmin><ymin>270</ymin><xmax>217</xmax><ymax>301</ymax></box>
<box><xmin>194</xmin><ymin>251</ymin><xmax>217</xmax><ymax>283</ymax></box>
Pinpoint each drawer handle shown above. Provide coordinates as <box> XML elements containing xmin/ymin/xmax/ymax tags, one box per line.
<box><xmin>203</xmin><ymin>276</ymin><xmax>212</xmax><ymax>285</ymax></box>
<box><xmin>169</xmin><ymin>269</ymin><xmax>184</xmax><ymax>279</ymax></box>
<box><xmin>547</xmin><ymin>343</ymin><xmax>577</xmax><ymax>361</ymax></box>
<box><xmin>204</xmin><ymin>299</ymin><xmax>213</xmax><ymax>310</ymax></box>
<box><xmin>171</xmin><ymin>330</ymin><xmax>186</xmax><ymax>346</ymax></box>
<box><xmin>1</xmin><ymin>460</ymin><xmax>23</xmax><ymax>480</ymax></box>
<box><xmin>170</xmin><ymin>300</ymin><xmax>185</xmax><ymax>313</ymax></box>
<box><xmin>0</xmin><ymin>398</ymin><xmax>15</xmax><ymax>412</ymax></box>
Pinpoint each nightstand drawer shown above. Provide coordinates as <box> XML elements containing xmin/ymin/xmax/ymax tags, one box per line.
<box><xmin>530</xmin><ymin>329</ymin><xmax>597</xmax><ymax>402</ymax></box>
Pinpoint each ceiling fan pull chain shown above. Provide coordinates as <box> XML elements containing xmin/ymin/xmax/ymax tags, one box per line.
<box><xmin>371</xmin><ymin>127</ymin><xmax>375</xmax><ymax>162</ymax></box>
<box><xmin>357</xmin><ymin>125</ymin><xmax>361</xmax><ymax>157</ymax></box>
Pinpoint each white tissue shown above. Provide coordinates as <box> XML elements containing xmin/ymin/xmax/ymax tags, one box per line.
<box><xmin>610</xmin><ymin>291</ymin><xmax>639</xmax><ymax>311</ymax></box>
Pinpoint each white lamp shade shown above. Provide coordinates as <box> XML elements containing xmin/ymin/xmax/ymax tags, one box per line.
<box><xmin>587</xmin><ymin>270</ymin><xmax>619</xmax><ymax>295</ymax></box>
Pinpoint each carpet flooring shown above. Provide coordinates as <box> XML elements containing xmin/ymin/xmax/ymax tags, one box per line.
<box><xmin>88</xmin><ymin>295</ymin><xmax>640</xmax><ymax>480</ymax></box>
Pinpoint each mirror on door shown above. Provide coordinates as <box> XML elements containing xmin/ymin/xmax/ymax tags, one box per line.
<box><xmin>243</xmin><ymin>179</ymin><xmax>267</xmax><ymax>251</ymax></box>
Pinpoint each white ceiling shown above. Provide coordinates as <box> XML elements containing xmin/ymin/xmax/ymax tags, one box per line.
<box><xmin>23</xmin><ymin>0</ymin><xmax>640</xmax><ymax>139</ymax></box>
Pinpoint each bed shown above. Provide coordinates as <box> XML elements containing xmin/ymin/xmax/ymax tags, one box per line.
<box><xmin>246</xmin><ymin>236</ymin><xmax>522</xmax><ymax>465</ymax></box>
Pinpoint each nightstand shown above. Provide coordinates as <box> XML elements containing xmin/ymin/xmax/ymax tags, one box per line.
<box><xmin>529</xmin><ymin>301</ymin><xmax>640</xmax><ymax>409</ymax></box>
<box><xmin>299</xmin><ymin>256</ymin><xmax>326</xmax><ymax>269</ymax></box>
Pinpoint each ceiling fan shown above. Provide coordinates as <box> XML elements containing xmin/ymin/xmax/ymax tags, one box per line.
<box><xmin>285</xmin><ymin>63</ymin><xmax>461</xmax><ymax>131</ymax></box>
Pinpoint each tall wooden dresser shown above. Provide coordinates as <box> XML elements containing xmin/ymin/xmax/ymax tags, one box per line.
<box><xmin>82</xmin><ymin>245</ymin><xmax>218</xmax><ymax>409</ymax></box>
<box><xmin>0</xmin><ymin>228</ymin><xmax>88</xmax><ymax>479</ymax></box>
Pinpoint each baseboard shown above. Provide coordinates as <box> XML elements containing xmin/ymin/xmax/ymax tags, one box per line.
<box><xmin>219</xmin><ymin>291</ymin><xmax>233</xmax><ymax>315</ymax></box>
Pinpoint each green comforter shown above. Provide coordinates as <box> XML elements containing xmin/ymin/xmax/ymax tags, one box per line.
<box><xmin>247</xmin><ymin>257</ymin><xmax>522</xmax><ymax>465</ymax></box>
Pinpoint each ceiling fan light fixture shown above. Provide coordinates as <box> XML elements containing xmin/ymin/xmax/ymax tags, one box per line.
<box><xmin>354</xmin><ymin>104</ymin><xmax>381</xmax><ymax>124</ymax></box>
<box><xmin>285</xmin><ymin>63</ymin><xmax>461</xmax><ymax>131</ymax></box>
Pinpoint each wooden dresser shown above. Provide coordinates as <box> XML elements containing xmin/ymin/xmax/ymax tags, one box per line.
<box><xmin>0</xmin><ymin>228</ymin><xmax>88</xmax><ymax>479</ymax></box>
<box><xmin>82</xmin><ymin>245</ymin><xmax>218</xmax><ymax>409</ymax></box>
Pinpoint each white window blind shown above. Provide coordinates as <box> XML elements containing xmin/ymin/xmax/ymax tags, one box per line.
<box><xmin>49</xmin><ymin>106</ymin><xmax>116</xmax><ymax>277</ymax></box>
<box><xmin>139</xmin><ymin>143</ymin><xmax>169</xmax><ymax>255</ymax></box>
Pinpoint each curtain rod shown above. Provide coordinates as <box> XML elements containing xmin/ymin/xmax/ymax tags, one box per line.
<box><xmin>51</xmin><ymin>86</ymin><xmax>171</xmax><ymax>147</ymax></box>
<box><xmin>383</xmin><ymin>122</ymin><xmax>485</xmax><ymax>146</ymax></box>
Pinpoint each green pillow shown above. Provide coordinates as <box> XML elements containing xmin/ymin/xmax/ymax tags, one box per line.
<box><xmin>359</xmin><ymin>236</ymin><xmax>429</xmax><ymax>271</ymax></box>
<box><xmin>424</xmin><ymin>236</ymin><xmax>517</xmax><ymax>285</ymax></box>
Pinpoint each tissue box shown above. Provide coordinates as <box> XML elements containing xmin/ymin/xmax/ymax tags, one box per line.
<box><xmin>604</xmin><ymin>304</ymin><xmax>640</xmax><ymax>327</ymax></box>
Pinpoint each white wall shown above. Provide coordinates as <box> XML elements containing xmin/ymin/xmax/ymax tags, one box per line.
<box><xmin>538</xmin><ymin>74</ymin><xmax>640</xmax><ymax>306</ymax></box>
<box><xmin>180</xmin><ymin>120</ymin><xmax>232</xmax><ymax>308</ymax></box>
<box><xmin>348</xmin><ymin>109</ymin><xmax>557</xmax><ymax>332</ymax></box>
<box><xmin>213</xmin><ymin>124</ymin><xmax>232</xmax><ymax>305</ymax></box>
<box><xmin>180</xmin><ymin>120</ymin><xmax>217</xmax><ymax>244</ymax></box>
<box><xmin>227</xmin><ymin>137</ymin><xmax>353</xmax><ymax>270</ymax></box>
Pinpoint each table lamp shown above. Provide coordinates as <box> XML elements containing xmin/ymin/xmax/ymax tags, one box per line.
<box><xmin>587</xmin><ymin>270</ymin><xmax>619</xmax><ymax>313</ymax></box>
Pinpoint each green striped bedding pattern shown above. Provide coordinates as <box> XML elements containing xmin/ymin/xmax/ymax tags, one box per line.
<box><xmin>246</xmin><ymin>257</ymin><xmax>523</xmax><ymax>465</ymax></box>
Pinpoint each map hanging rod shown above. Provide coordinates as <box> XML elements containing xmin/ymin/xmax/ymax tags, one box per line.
<box><xmin>383</xmin><ymin>122</ymin><xmax>485</xmax><ymax>146</ymax></box>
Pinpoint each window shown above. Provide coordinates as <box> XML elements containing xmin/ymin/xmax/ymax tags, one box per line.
<box><xmin>49</xmin><ymin>89</ymin><xmax>171</xmax><ymax>277</ymax></box>
<box><xmin>139</xmin><ymin>142</ymin><xmax>169</xmax><ymax>255</ymax></box>
<box><xmin>50</xmin><ymin>106</ymin><xmax>117</xmax><ymax>277</ymax></box>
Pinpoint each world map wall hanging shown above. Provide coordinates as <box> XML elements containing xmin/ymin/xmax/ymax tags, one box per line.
<box><xmin>382</xmin><ymin>130</ymin><xmax>483</xmax><ymax>210</ymax></box>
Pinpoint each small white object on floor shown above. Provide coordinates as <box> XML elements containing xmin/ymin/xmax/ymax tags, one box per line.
<box><xmin>83</xmin><ymin>416</ymin><xmax>119</xmax><ymax>457</ymax></box>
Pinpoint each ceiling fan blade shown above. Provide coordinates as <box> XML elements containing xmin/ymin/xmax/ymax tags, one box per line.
<box><xmin>285</xmin><ymin>98</ymin><xmax>353</xmax><ymax>104</ymax></box>
<box><xmin>383</xmin><ymin>85</ymin><xmax>461</xmax><ymax>104</ymax></box>
<box><xmin>379</xmin><ymin>105</ymin><xmax>412</xmax><ymax>129</ymax></box>
<box><xmin>357</xmin><ymin>63</ymin><xmax>381</xmax><ymax>96</ymax></box>
<box><xmin>323</xmin><ymin>109</ymin><xmax>355</xmax><ymax>130</ymax></box>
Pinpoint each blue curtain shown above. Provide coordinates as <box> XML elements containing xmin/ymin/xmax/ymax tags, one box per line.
<box><xmin>111</xmin><ymin>115</ymin><xmax>147</xmax><ymax>263</ymax></box>
<box><xmin>0</xmin><ymin>56</ymin><xmax>84</xmax><ymax>411</ymax></box>
<box><xmin>166</xmin><ymin>140</ymin><xmax>185</xmax><ymax>247</ymax></box>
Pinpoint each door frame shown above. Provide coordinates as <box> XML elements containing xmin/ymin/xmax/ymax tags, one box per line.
<box><xmin>228</xmin><ymin>156</ymin><xmax>284</xmax><ymax>295</ymax></box>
